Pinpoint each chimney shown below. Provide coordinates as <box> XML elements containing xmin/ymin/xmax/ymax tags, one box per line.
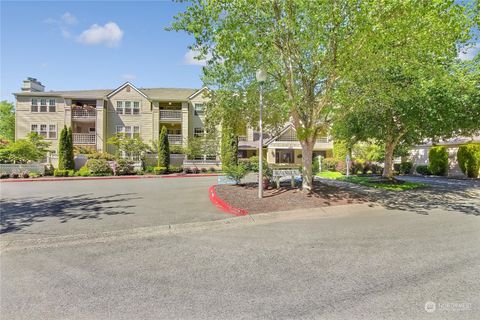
<box><xmin>22</xmin><ymin>77</ymin><xmax>45</xmax><ymax>92</ymax></box>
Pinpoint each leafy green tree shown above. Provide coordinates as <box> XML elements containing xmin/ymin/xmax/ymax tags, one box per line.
<box><xmin>428</xmin><ymin>146</ymin><xmax>449</xmax><ymax>176</ymax></box>
<box><xmin>107</xmin><ymin>134</ymin><xmax>150</xmax><ymax>160</ymax></box>
<box><xmin>0</xmin><ymin>101</ymin><xmax>15</xmax><ymax>141</ymax></box>
<box><xmin>170</xmin><ymin>0</ymin><xmax>476</xmax><ymax>189</ymax></box>
<box><xmin>26</xmin><ymin>132</ymin><xmax>50</xmax><ymax>160</ymax></box>
<box><xmin>220</xmin><ymin>120</ymin><xmax>238</xmax><ymax>168</ymax></box>
<box><xmin>158</xmin><ymin>126</ymin><xmax>170</xmax><ymax>168</ymax></box>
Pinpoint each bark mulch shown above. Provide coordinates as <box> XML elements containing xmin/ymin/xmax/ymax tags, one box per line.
<box><xmin>215</xmin><ymin>181</ymin><xmax>371</xmax><ymax>214</ymax></box>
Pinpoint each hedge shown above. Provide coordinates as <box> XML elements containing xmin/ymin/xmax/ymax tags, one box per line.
<box><xmin>428</xmin><ymin>146</ymin><xmax>448</xmax><ymax>176</ymax></box>
<box><xmin>457</xmin><ymin>144</ymin><xmax>480</xmax><ymax>178</ymax></box>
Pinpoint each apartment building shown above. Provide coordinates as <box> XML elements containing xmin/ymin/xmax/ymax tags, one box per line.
<box><xmin>14</xmin><ymin>78</ymin><xmax>209</xmax><ymax>155</ymax></box>
<box><xmin>14</xmin><ymin>78</ymin><xmax>333</xmax><ymax>166</ymax></box>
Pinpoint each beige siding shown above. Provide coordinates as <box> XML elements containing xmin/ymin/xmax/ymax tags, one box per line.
<box><xmin>106</xmin><ymin>85</ymin><xmax>154</xmax><ymax>153</ymax></box>
<box><xmin>15</xmin><ymin>95</ymin><xmax>66</xmax><ymax>152</ymax></box>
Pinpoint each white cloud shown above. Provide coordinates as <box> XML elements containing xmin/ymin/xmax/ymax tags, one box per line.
<box><xmin>77</xmin><ymin>22</ymin><xmax>124</xmax><ymax>47</ymax></box>
<box><xmin>184</xmin><ymin>49</ymin><xmax>212</xmax><ymax>66</ymax></box>
<box><xmin>121</xmin><ymin>74</ymin><xmax>137</xmax><ymax>81</ymax></box>
<box><xmin>61</xmin><ymin>12</ymin><xmax>78</xmax><ymax>25</ymax></box>
<box><xmin>458</xmin><ymin>43</ymin><xmax>480</xmax><ymax>61</ymax></box>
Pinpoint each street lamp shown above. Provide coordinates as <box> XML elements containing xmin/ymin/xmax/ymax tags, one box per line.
<box><xmin>256</xmin><ymin>69</ymin><xmax>267</xmax><ymax>199</ymax></box>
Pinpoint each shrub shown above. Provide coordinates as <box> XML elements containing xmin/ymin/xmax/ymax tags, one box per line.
<box><xmin>58</xmin><ymin>126</ymin><xmax>74</xmax><ymax>170</ymax></box>
<box><xmin>54</xmin><ymin>169</ymin><xmax>74</xmax><ymax>177</ymax></box>
<box><xmin>183</xmin><ymin>167</ymin><xmax>192</xmax><ymax>174</ymax></box>
<box><xmin>86</xmin><ymin>159</ymin><xmax>113</xmax><ymax>176</ymax></box>
<box><xmin>145</xmin><ymin>166</ymin><xmax>155</xmax><ymax>174</ymax></box>
<box><xmin>1</xmin><ymin>173</ymin><xmax>10</xmax><ymax>179</ymax></box>
<box><xmin>416</xmin><ymin>165</ymin><xmax>432</xmax><ymax>175</ymax></box>
<box><xmin>208</xmin><ymin>167</ymin><xmax>216</xmax><ymax>173</ymax></box>
<box><xmin>75</xmin><ymin>166</ymin><xmax>91</xmax><ymax>177</ymax></box>
<box><xmin>322</xmin><ymin>157</ymin><xmax>338</xmax><ymax>171</ymax></box>
<box><xmin>88</xmin><ymin>152</ymin><xmax>116</xmax><ymax>161</ymax></box>
<box><xmin>116</xmin><ymin>159</ymin><xmax>135</xmax><ymax>175</ymax></box>
<box><xmin>21</xmin><ymin>171</ymin><xmax>29</xmax><ymax>178</ymax></box>
<box><xmin>169</xmin><ymin>166</ymin><xmax>183</xmax><ymax>173</ymax></box>
<box><xmin>201</xmin><ymin>168</ymin><xmax>208</xmax><ymax>173</ymax></box>
<box><xmin>44</xmin><ymin>164</ymin><xmax>54</xmax><ymax>176</ymax></box>
<box><xmin>312</xmin><ymin>156</ymin><xmax>320</xmax><ymax>174</ymax></box>
<box><xmin>154</xmin><ymin>166</ymin><xmax>168</xmax><ymax>175</ymax></box>
<box><xmin>351</xmin><ymin>160</ymin><xmax>365</xmax><ymax>174</ymax></box>
<box><xmin>335</xmin><ymin>160</ymin><xmax>347</xmax><ymax>175</ymax></box>
<box><xmin>9</xmin><ymin>172</ymin><xmax>19</xmax><ymax>179</ymax></box>
<box><xmin>399</xmin><ymin>161</ymin><xmax>413</xmax><ymax>175</ymax></box>
<box><xmin>428</xmin><ymin>146</ymin><xmax>448</xmax><ymax>176</ymax></box>
<box><xmin>457</xmin><ymin>144</ymin><xmax>480</xmax><ymax>178</ymax></box>
<box><xmin>245</xmin><ymin>156</ymin><xmax>267</xmax><ymax>173</ymax></box>
<box><xmin>170</xmin><ymin>145</ymin><xmax>184</xmax><ymax>154</ymax></box>
<box><xmin>158</xmin><ymin>126</ymin><xmax>170</xmax><ymax>168</ymax></box>
<box><xmin>29</xmin><ymin>172</ymin><xmax>41</xmax><ymax>178</ymax></box>
<box><xmin>224</xmin><ymin>164</ymin><xmax>248</xmax><ymax>184</ymax></box>
<box><xmin>191</xmin><ymin>167</ymin><xmax>200</xmax><ymax>174</ymax></box>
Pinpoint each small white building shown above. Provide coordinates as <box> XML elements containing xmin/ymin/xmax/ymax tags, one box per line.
<box><xmin>409</xmin><ymin>135</ymin><xmax>480</xmax><ymax>177</ymax></box>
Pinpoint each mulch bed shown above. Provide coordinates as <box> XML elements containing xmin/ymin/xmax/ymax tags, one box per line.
<box><xmin>215</xmin><ymin>181</ymin><xmax>371</xmax><ymax>214</ymax></box>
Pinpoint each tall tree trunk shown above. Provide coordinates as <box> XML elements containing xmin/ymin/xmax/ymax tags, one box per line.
<box><xmin>300</xmin><ymin>139</ymin><xmax>315</xmax><ymax>191</ymax></box>
<box><xmin>383</xmin><ymin>139</ymin><xmax>396</xmax><ymax>179</ymax></box>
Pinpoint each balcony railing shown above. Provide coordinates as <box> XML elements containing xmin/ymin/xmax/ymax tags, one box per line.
<box><xmin>73</xmin><ymin>133</ymin><xmax>96</xmax><ymax>145</ymax></box>
<box><xmin>168</xmin><ymin>134</ymin><xmax>182</xmax><ymax>145</ymax></box>
<box><xmin>160</xmin><ymin>110</ymin><xmax>182</xmax><ymax>121</ymax></box>
<box><xmin>238</xmin><ymin>136</ymin><xmax>247</xmax><ymax>141</ymax></box>
<box><xmin>72</xmin><ymin>109</ymin><xmax>96</xmax><ymax>119</ymax></box>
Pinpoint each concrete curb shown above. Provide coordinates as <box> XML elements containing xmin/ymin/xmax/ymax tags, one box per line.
<box><xmin>0</xmin><ymin>174</ymin><xmax>221</xmax><ymax>183</ymax></box>
<box><xmin>0</xmin><ymin>203</ymin><xmax>381</xmax><ymax>252</ymax></box>
<box><xmin>209</xmin><ymin>185</ymin><xmax>249</xmax><ymax>216</ymax></box>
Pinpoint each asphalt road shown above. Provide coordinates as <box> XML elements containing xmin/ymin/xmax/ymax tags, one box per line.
<box><xmin>1</xmin><ymin>176</ymin><xmax>226</xmax><ymax>240</ymax></box>
<box><xmin>1</xmin><ymin>204</ymin><xmax>479</xmax><ymax>320</ymax></box>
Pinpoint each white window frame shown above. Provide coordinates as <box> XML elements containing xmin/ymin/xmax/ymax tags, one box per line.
<box><xmin>116</xmin><ymin>125</ymin><xmax>139</xmax><ymax>138</ymax></box>
<box><xmin>48</xmin><ymin>99</ymin><xmax>56</xmax><ymax>112</ymax></box>
<box><xmin>194</xmin><ymin>103</ymin><xmax>204</xmax><ymax>116</ymax></box>
<box><xmin>115</xmin><ymin>100</ymin><xmax>140</xmax><ymax>115</ymax></box>
<box><xmin>194</xmin><ymin>127</ymin><xmax>204</xmax><ymax>138</ymax></box>
<box><xmin>30</xmin><ymin>123</ymin><xmax>57</xmax><ymax>140</ymax></box>
<box><xmin>31</xmin><ymin>98</ymin><xmax>38</xmax><ymax>112</ymax></box>
<box><xmin>40</xmin><ymin>99</ymin><xmax>47</xmax><ymax>112</ymax></box>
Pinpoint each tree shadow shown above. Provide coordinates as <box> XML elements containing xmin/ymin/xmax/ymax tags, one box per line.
<box><xmin>317</xmin><ymin>177</ymin><xmax>480</xmax><ymax>216</ymax></box>
<box><xmin>0</xmin><ymin>193</ymin><xmax>140</xmax><ymax>234</ymax></box>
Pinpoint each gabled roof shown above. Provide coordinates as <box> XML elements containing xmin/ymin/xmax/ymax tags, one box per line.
<box><xmin>188</xmin><ymin>86</ymin><xmax>209</xmax><ymax>100</ymax></box>
<box><xmin>107</xmin><ymin>82</ymin><xmax>149</xmax><ymax>99</ymax></box>
<box><xmin>14</xmin><ymin>83</ymin><xmax>201</xmax><ymax>101</ymax></box>
<box><xmin>265</xmin><ymin>123</ymin><xmax>296</xmax><ymax>146</ymax></box>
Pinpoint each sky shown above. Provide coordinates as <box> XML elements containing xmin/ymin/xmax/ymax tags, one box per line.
<box><xmin>0</xmin><ymin>1</ymin><xmax>206</xmax><ymax>101</ymax></box>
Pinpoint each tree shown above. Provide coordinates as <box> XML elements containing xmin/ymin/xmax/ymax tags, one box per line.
<box><xmin>220</xmin><ymin>120</ymin><xmax>238</xmax><ymax>168</ymax></box>
<box><xmin>158</xmin><ymin>126</ymin><xmax>170</xmax><ymax>168</ymax></box>
<box><xmin>332</xmin><ymin>2</ymin><xmax>477</xmax><ymax>178</ymax></box>
<box><xmin>107</xmin><ymin>134</ymin><xmax>150</xmax><ymax>160</ymax></box>
<box><xmin>0</xmin><ymin>101</ymin><xmax>15</xmax><ymax>141</ymax></box>
<box><xmin>26</xmin><ymin>132</ymin><xmax>50</xmax><ymax>160</ymax></box>
<box><xmin>58</xmin><ymin>126</ymin><xmax>74</xmax><ymax>170</ymax></box>
<box><xmin>170</xmin><ymin>0</ymin><xmax>362</xmax><ymax>190</ymax></box>
<box><xmin>170</xmin><ymin>0</ymin><xmax>476</xmax><ymax>189</ymax></box>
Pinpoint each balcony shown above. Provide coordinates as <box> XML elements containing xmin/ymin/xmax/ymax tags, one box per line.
<box><xmin>72</xmin><ymin>108</ymin><xmax>96</xmax><ymax>119</ymax></box>
<box><xmin>160</xmin><ymin>110</ymin><xmax>182</xmax><ymax>122</ymax></box>
<box><xmin>168</xmin><ymin>134</ymin><xmax>182</xmax><ymax>145</ymax></box>
<box><xmin>73</xmin><ymin>133</ymin><xmax>96</xmax><ymax>145</ymax></box>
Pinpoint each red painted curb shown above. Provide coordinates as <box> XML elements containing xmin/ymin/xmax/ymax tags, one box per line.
<box><xmin>209</xmin><ymin>185</ymin><xmax>248</xmax><ymax>216</ymax></box>
<box><xmin>0</xmin><ymin>174</ymin><xmax>222</xmax><ymax>183</ymax></box>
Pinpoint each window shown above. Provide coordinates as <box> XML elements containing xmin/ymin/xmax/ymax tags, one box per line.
<box><xmin>116</xmin><ymin>125</ymin><xmax>139</xmax><ymax>138</ymax></box>
<box><xmin>124</xmin><ymin>101</ymin><xmax>131</xmax><ymax>114</ymax></box>
<box><xmin>115</xmin><ymin>101</ymin><xmax>140</xmax><ymax>115</ymax></box>
<box><xmin>31</xmin><ymin>98</ymin><xmax>56</xmax><ymax>112</ymax></box>
<box><xmin>48</xmin><ymin>99</ymin><xmax>56</xmax><ymax>112</ymax></box>
<box><xmin>31</xmin><ymin>99</ymin><xmax>38</xmax><ymax>112</ymax></box>
<box><xmin>31</xmin><ymin>124</ymin><xmax>38</xmax><ymax>133</ymax></box>
<box><xmin>194</xmin><ymin>128</ymin><xmax>204</xmax><ymax>138</ymax></box>
<box><xmin>39</xmin><ymin>124</ymin><xmax>47</xmax><ymax>137</ymax></box>
<box><xmin>48</xmin><ymin>125</ymin><xmax>57</xmax><ymax>139</ymax></box>
<box><xmin>133</xmin><ymin>126</ymin><xmax>140</xmax><ymax>138</ymax></box>
<box><xmin>133</xmin><ymin>102</ymin><xmax>140</xmax><ymax>115</ymax></box>
<box><xmin>40</xmin><ymin>99</ymin><xmax>47</xmax><ymax>112</ymax></box>
<box><xmin>194</xmin><ymin>103</ymin><xmax>204</xmax><ymax>116</ymax></box>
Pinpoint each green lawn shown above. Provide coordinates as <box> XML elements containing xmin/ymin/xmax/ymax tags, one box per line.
<box><xmin>316</xmin><ymin>171</ymin><xmax>344</xmax><ymax>179</ymax></box>
<box><xmin>316</xmin><ymin>171</ymin><xmax>427</xmax><ymax>191</ymax></box>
